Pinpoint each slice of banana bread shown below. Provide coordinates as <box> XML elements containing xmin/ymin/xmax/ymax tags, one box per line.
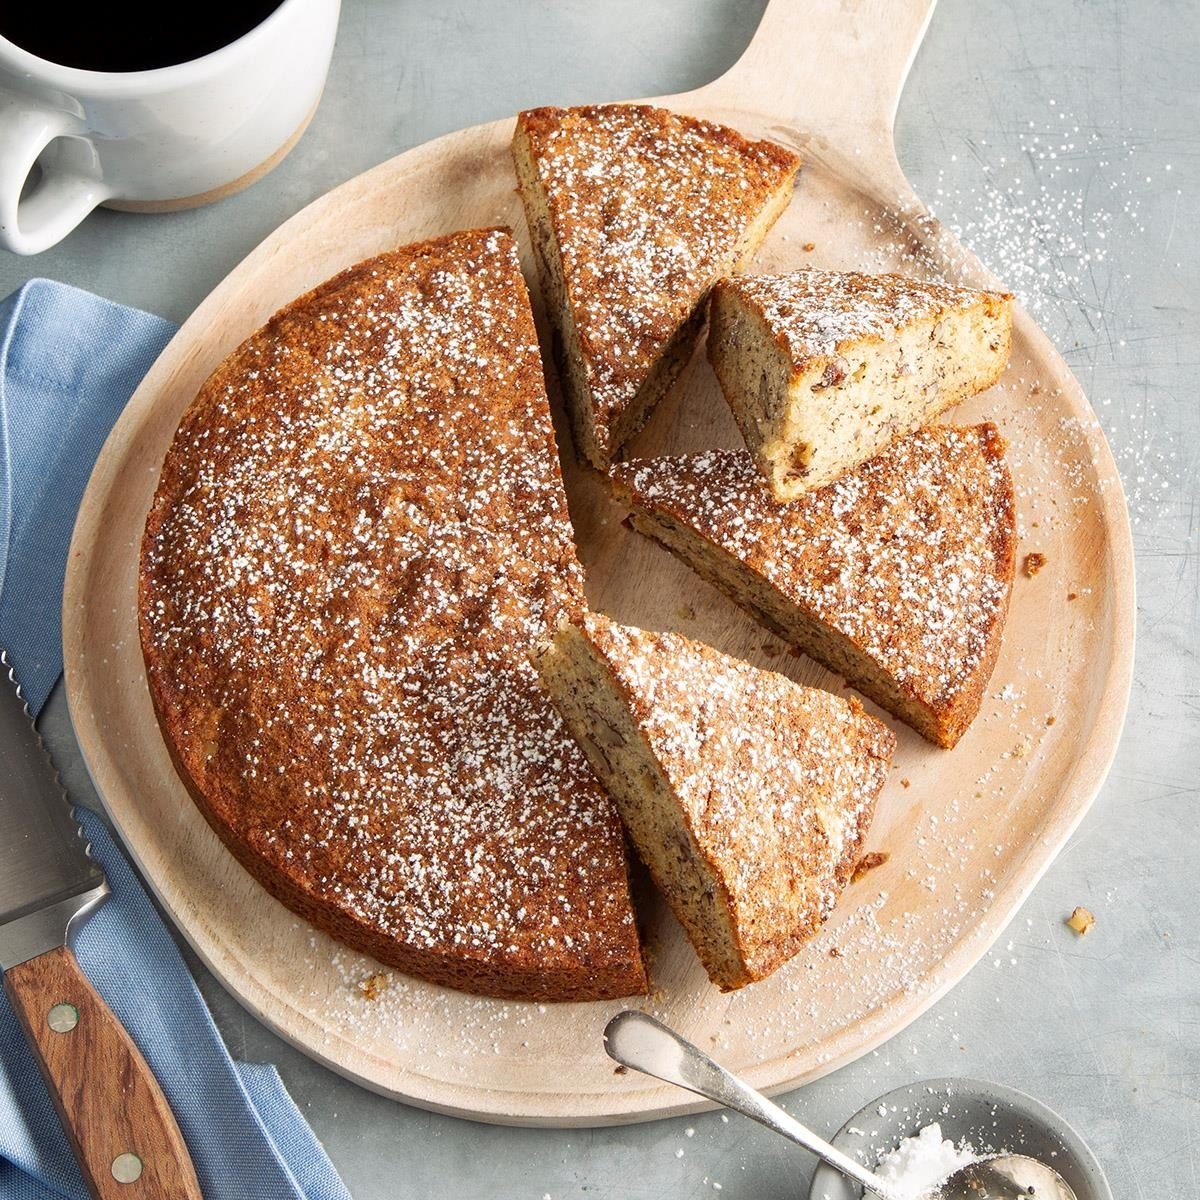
<box><xmin>512</xmin><ymin>104</ymin><xmax>800</xmax><ymax>469</ymax></box>
<box><xmin>610</xmin><ymin>425</ymin><xmax>1016</xmax><ymax>748</ymax></box>
<box><xmin>708</xmin><ymin>269</ymin><xmax>1012</xmax><ymax>501</ymax></box>
<box><xmin>532</xmin><ymin>612</ymin><xmax>895</xmax><ymax>991</ymax></box>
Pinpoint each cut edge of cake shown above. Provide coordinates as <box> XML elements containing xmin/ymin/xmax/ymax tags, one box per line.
<box><xmin>708</xmin><ymin>269</ymin><xmax>1013</xmax><ymax>501</ymax></box>
<box><xmin>512</xmin><ymin>104</ymin><xmax>800</xmax><ymax>469</ymax></box>
<box><xmin>532</xmin><ymin>611</ymin><xmax>895</xmax><ymax>991</ymax></box>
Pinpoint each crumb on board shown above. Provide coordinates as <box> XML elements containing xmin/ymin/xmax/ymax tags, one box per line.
<box><xmin>802</xmin><ymin>241</ymin><xmax>816</xmax><ymax>252</ymax></box>
<box><xmin>1066</xmin><ymin>906</ymin><xmax>1096</xmax><ymax>936</ymax></box>
<box><xmin>1046</xmin><ymin>715</ymin><xmax>1056</xmax><ymax>726</ymax></box>
<box><xmin>1067</xmin><ymin>591</ymin><xmax>1078</xmax><ymax>601</ymax></box>
<box><xmin>357</xmin><ymin>972</ymin><xmax>389</xmax><ymax>1000</ymax></box>
<box><xmin>1023</xmin><ymin>552</ymin><xmax>1047</xmax><ymax>577</ymax></box>
<box><xmin>614</xmin><ymin>1064</ymin><xmax>628</xmax><ymax>1075</ymax></box>
<box><xmin>676</xmin><ymin>603</ymin><xmax>697</xmax><ymax>621</ymax></box>
<box><xmin>853</xmin><ymin>850</ymin><xmax>890</xmax><ymax>883</ymax></box>
<box><xmin>901</xmin><ymin>778</ymin><xmax>911</xmax><ymax>788</ymax></box>
<box><xmin>620</xmin><ymin>513</ymin><xmax>635</xmax><ymax>531</ymax></box>
<box><xmin>829</xmin><ymin>946</ymin><xmax>843</xmax><ymax>958</ymax></box>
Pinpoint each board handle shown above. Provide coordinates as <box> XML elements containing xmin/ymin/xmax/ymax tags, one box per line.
<box><xmin>4</xmin><ymin>945</ymin><xmax>203</xmax><ymax>1200</ymax></box>
<box><xmin>699</xmin><ymin>0</ymin><xmax>937</xmax><ymax>142</ymax></box>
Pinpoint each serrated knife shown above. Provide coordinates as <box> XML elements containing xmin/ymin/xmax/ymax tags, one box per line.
<box><xmin>0</xmin><ymin>660</ymin><xmax>202</xmax><ymax>1199</ymax></box>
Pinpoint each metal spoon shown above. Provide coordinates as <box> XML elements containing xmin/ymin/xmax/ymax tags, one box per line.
<box><xmin>603</xmin><ymin>1011</ymin><xmax>1078</xmax><ymax>1200</ymax></box>
<box><xmin>939</xmin><ymin>1155</ymin><xmax>1077</xmax><ymax>1199</ymax></box>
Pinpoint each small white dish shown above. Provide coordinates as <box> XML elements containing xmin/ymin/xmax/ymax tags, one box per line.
<box><xmin>809</xmin><ymin>1077</ymin><xmax>1112</xmax><ymax>1200</ymax></box>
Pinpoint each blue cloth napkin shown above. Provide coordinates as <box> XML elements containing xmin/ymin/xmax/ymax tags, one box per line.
<box><xmin>0</xmin><ymin>279</ymin><xmax>352</xmax><ymax>1200</ymax></box>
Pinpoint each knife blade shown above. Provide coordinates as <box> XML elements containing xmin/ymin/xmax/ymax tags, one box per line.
<box><xmin>0</xmin><ymin>653</ymin><xmax>202</xmax><ymax>1198</ymax></box>
<box><xmin>0</xmin><ymin>654</ymin><xmax>107</xmax><ymax>971</ymax></box>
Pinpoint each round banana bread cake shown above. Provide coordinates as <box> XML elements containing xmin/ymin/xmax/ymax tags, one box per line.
<box><xmin>138</xmin><ymin>228</ymin><xmax>646</xmax><ymax>1001</ymax></box>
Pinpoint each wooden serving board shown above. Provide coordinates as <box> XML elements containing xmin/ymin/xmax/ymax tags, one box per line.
<box><xmin>63</xmin><ymin>0</ymin><xmax>1134</xmax><ymax>1125</ymax></box>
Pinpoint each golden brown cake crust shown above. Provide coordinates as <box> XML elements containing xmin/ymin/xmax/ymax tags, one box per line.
<box><xmin>139</xmin><ymin>228</ymin><xmax>646</xmax><ymax>1002</ymax></box>
<box><xmin>611</xmin><ymin>425</ymin><xmax>1016</xmax><ymax>748</ymax></box>
<box><xmin>513</xmin><ymin>104</ymin><xmax>800</xmax><ymax>465</ymax></box>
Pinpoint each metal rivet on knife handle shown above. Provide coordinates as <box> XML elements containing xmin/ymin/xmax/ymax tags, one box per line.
<box><xmin>47</xmin><ymin>1002</ymin><xmax>78</xmax><ymax>1033</ymax></box>
<box><xmin>111</xmin><ymin>1152</ymin><xmax>143</xmax><ymax>1183</ymax></box>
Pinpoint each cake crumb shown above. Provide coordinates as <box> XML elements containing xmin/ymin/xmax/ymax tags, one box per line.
<box><xmin>1023</xmin><ymin>552</ymin><xmax>1047</xmax><ymax>577</ymax></box>
<box><xmin>357</xmin><ymin>973</ymin><xmax>389</xmax><ymax>1000</ymax></box>
<box><xmin>853</xmin><ymin>851</ymin><xmax>890</xmax><ymax>882</ymax></box>
<box><xmin>1067</xmin><ymin>906</ymin><xmax>1096</xmax><ymax>935</ymax></box>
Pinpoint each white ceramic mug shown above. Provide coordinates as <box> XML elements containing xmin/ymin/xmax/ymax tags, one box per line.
<box><xmin>0</xmin><ymin>0</ymin><xmax>340</xmax><ymax>254</ymax></box>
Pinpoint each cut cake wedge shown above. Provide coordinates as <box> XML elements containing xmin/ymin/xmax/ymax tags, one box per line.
<box><xmin>512</xmin><ymin>104</ymin><xmax>800</xmax><ymax>468</ymax></box>
<box><xmin>532</xmin><ymin>612</ymin><xmax>895</xmax><ymax>991</ymax></box>
<box><xmin>611</xmin><ymin>425</ymin><xmax>1017</xmax><ymax>748</ymax></box>
<box><xmin>708</xmin><ymin>269</ymin><xmax>1012</xmax><ymax>501</ymax></box>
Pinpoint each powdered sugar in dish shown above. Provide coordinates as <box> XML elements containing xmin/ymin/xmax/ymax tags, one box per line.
<box><xmin>866</xmin><ymin>1123</ymin><xmax>978</xmax><ymax>1200</ymax></box>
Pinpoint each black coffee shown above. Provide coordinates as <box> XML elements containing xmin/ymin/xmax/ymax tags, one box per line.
<box><xmin>0</xmin><ymin>2</ymin><xmax>286</xmax><ymax>73</ymax></box>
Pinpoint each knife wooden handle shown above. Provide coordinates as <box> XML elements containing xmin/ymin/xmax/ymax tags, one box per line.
<box><xmin>4</xmin><ymin>945</ymin><xmax>203</xmax><ymax>1200</ymax></box>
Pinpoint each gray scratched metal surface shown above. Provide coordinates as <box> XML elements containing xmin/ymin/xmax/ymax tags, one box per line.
<box><xmin>14</xmin><ymin>1</ymin><xmax>1199</xmax><ymax>1196</ymax></box>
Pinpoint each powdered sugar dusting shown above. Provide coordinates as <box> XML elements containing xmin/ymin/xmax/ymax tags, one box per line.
<box><xmin>615</xmin><ymin>426</ymin><xmax>1014</xmax><ymax>712</ymax></box>
<box><xmin>843</xmin><ymin>109</ymin><xmax>1178</xmax><ymax>530</ymax></box>
<box><xmin>579</xmin><ymin>613</ymin><xmax>894</xmax><ymax>972</ymax></box>
<box><xmin>139</xmin><ymin>228</ymin><xmax>641</xmax><ymax>995</ymax></box>
<box><xmin>732</xmin><ymin>268</ymin><xmax>997</xmax><ymax>363</ymax></box>
<box><xmin>519</xmin><ymin>104</ymin><xmax>798</xmax><ymax>433</ymax></box>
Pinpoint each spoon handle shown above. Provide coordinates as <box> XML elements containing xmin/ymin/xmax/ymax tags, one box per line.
<box><xmin>605</xmin><ymin>1011</ymin><xmax>899</xmax><ymax>1200</ymax></box>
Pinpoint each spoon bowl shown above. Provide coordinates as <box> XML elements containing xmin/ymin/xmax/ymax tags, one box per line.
<box><xmin>934</xmin><ymin>1153</ymin><xmax>1078</xmax><ymax>1199</ymax></box>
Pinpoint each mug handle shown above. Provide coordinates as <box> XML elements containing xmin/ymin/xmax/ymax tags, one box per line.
<box><xmin>0</xmin><ymin>92</ymin><xmax>110</xmax><ymax>255</ymax></box>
